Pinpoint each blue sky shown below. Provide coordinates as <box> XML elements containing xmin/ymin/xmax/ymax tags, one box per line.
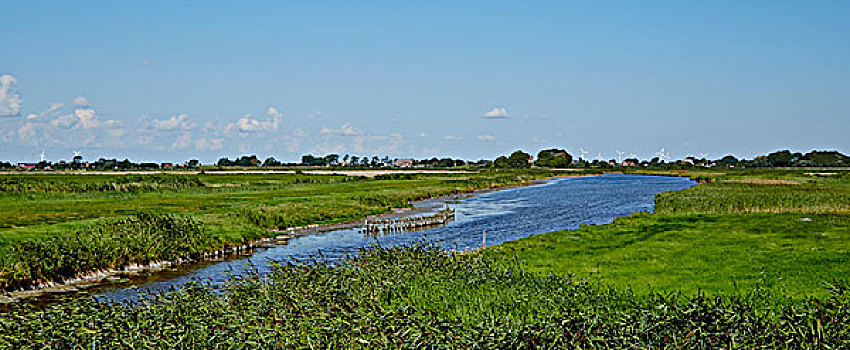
<box><xmin>1</xmin><ymin>1</ymin><xmax>848</xmax><ymax>163</ymax></box>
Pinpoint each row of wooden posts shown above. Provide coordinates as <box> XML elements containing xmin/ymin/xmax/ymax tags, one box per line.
<box><xmin>362</xmin><ymin>206</ymin><xmax>456</xmax><ymax>235</ymax></box>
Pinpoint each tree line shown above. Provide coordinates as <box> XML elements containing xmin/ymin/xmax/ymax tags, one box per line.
<box><xmin>2</xmin><ymin>149</ymin><xmax>847</xmax><ymax>171</ymax></box>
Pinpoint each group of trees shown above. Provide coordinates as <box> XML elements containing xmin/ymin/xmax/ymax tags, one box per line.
<box><xmin>719</xmin><ymin>150</ymin><xmax>849</xmax><ymax>168</ymax></box>
<box><xmin>216</xmin><ymin>155</ymin><xmax>262</xmax><ymax>167</ymax></box>
<box><xmin>300</xmin><ymin>154</ymin><xmax>393</xmax><ymax>167</ymax></box>
<box><xmin>0</xmin><ymin>158</ymin><xmax>202</xmax><ymax>171</ymax></box>
<box><xmin>492</xmin><ymin>149</ymin><xmax>574</xmax><ymax>169</ymax></box>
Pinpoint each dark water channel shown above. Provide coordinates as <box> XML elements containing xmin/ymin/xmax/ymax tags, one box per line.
<box><xmin>98</xmin><ymin>173</ymin><xmax>695</xmax><ymax>302</ymax></box>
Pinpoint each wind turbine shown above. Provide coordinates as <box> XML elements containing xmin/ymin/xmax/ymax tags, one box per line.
<box><xmin>615</xmin><ymin>150</ymin><xmax>625</xmax><ymax>164</ymax></box>
<box><xmin>699</xmin><ymin>153</ymin><xmax>708</xmax><ymax>160</ymax></box>
<box><xmin>595</xmin><ymin>152</ymin><xmax>603</xmax><ymax>162</ymax></box>
<box><xmin>578</xmin><ymin>147</ymin><xmax>589</xmax><ymax>161</ymax></box>
<box><xmin>73</xmin><ymin>150</ymin><xmax>82</xmax><ymax>158</ymax></box>
<box><xmin>656</xmin><ymin>148</ymin><xmax>670</xmax><ymax>163</ymax></box>
<box><xmin>630</xmin><ymin>153</ymin><xmax>638</xmax><ymax>160</ymax></box>
<box><xmin>39</xmin><ymin>150</ymin><xmax>46</xmax><ymax>163</ymax></box>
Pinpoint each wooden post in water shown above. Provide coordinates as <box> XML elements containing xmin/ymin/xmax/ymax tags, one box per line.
<box><xmin>482</xmin><ymin>229</ymin><xmax>486</xmax><ymax>249</ymax></box>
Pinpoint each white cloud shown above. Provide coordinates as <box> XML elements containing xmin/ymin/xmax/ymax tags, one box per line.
<box><xmin>477</xmin><ymin>135</ymin><xmax>496</xmax><ymax>141</ymax></box>
<box><xmin>225</xmin><ymin>111</ymin><xmax>282</xmax><ymax>133</ymax></box>
<box><xmin>152</xmin><ymin>114</ymin><xmax>195</xmax><ymax>130</ymax></box>
<box><xmin>47</xmin><ymin>107</ymin><xmax>117</xmax><ymax>130</ymax></box>
<box><xmin>195</xmin><ymin>137</ymin><xmax>224</xmax><ymax>151</ymax></box>
<box><xmin>267</xmin><ymin>106</ymin><xmax>283</xmax><ymax>119</ymax></box>
<box><xmin>51</xmin><ymin>114</ymin><xmax>78</xmax><ymax>129</ymax></box>
<box><xmin>0</xmin><ymin>74</ymin><xmax>23</xmax><ymax>116</ymax></box>
<box><xmin>442</xmin><ymin>135</ymin><xmax>462</xmax><ymax>140</ymax></box>
<box><xmin>292</xmin><ymin>128</ymin><xmax>308</xmax><ymax>137</ymax></box>
<box><xmin>75</xmin><ymin>108</ymin><xmax>100</xmax><ymax>129</ymax></box>
<box><xmin>308</xmin><ymin>110</ymin><xmax>324</xmax><ymax>119</ymax></box>
<box><xmin>171</xmin><ymin>132</ymin><xmax>193</xmax><ymax>150</ymax></box>
<box><xmin>17</xmin><ymin>122</ymin><xmax>37</xmax><ymax>141</ymax></box>
<box><xmin>482</xmin><ymin>106</ymin><xmax>510</xmax><ymax>119</ymax></box>
<box><xmin>72</xmin><ymin>96</ymin><xmax>90</xmax><ymax>107</ymax></box>
<box><xmin>320</xmin><ymin>123</ymin><xmax>363</xmax><ymax>136</ymax></box>
<box><xmin>45</xmin><ymin>103</ymin><xmax>63</xmax><ymax>115</ymax></box>
<box><xmin>419</xmin><ymin>132</ymin><xmax>430</xmax><ymax>137</ymax></box>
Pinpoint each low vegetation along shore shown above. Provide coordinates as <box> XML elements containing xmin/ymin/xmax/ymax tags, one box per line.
<box><xmin>1</xmin><ymin>169</ymin><xmax>849</xmax><ymax>348</ymax></box>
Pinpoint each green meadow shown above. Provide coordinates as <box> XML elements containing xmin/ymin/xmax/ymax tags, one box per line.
<box><xmin>490</xmin><ymin>169</ymin><xmax>850</xmax><ymax>297</ymax></box>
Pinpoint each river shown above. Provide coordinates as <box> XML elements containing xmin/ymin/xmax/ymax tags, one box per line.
<box><xmin>98</xmin><ymin>173</ymin><xmax>696</xmax><ymax>302</ymax></box>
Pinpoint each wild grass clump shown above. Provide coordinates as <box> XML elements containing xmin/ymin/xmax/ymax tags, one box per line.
<box><xmin>655</xmin><ymin>182</ymin><xmax>850</xmax><ymax>214</ymax></box>
<box><xmin>1</xmin><ymin>245</ymin><xmax>848</xmax><ymax>348</ymax></box>
<box><xmin>0</xmin><ymin>213</ymin><xmax>207</xmax><ymax>290</ymax></box>
<box><xmin>0</xmin><ymin>174</ymin><xmax>204</xmax><ymax>194</ymax></box>
<box><xmin>239</xmin><ymin>202</ymin><xmax>382</xmax><ymax>229</ymax></box>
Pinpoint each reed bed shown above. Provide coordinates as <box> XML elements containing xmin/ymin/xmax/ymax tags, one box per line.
<box><xmin>655</xmin><ymin>182</ymin><xmax>850</xmax><ymax>215</ymax></box>
<box><xmin>0</xmin><ymin>174</ymin><xmax>204</xmax><ymax>194</ymax></box>
<box><xmin>1</xmin><ymin>245</ymin><xmax>847</xmax><ymax>348</ymax></box>
<box><xmin>0</xmin><ymin>213</ymin><xmax>207</xmax><ymax>290</ymax></box>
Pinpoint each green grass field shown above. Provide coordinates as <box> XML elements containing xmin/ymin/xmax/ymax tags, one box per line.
<box><xmin>490</xmin><ymin>169</ymin><xmax>850</xmax><ymax>297</ymax></box>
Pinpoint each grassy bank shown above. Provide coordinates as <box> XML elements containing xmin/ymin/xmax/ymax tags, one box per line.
<box><xmin>2</xmin><ymin>245</ymin><xmax>847</xmax><ymax>348</ymax></box>
<box><xmin>490</xmin><ymin>169</ymin><xmax>850</xmax><ymax>297</ymax></box>
<box><xmin>0</xmin><ymin>170</ymin><xmax>565</xmax><ymax>290</ymax></box>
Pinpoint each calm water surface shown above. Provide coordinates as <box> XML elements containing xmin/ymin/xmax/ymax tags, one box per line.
<box><xmin>100</xmin><ymin>173</ymin><xmax>695</xmax><ymax>302</ymax></box>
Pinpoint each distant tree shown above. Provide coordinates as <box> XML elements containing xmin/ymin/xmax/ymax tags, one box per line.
<box><xmin>262</xmin><ymin>157</ymin><xmax>281</xmax><ymax>167</ymax></box>
<box><xmin>118</xmin><ymin>159</ymin><xmax>133</xmax><ymax>170</ymax></box>
<box><xmin>217</xmin><ymin>157</ymin><xmax>232</xmax><ymax>167</ymax></box>
<box><xmin>236</xmin><ymin>155</ymin><xmax>260</xmax><ymax>167</ymax></box>
<box><xmin>766</xmin><ymin>150</ymin><xmax>794</xmax><ymax>167</ymax></box>
<box><xmin>494</xmin><ymin>150</ymin><xmax>532</xmax><ymax>168</ymax></box>
<box><xmin>649</xmin><ymin>157</ymin><xmax>661</xmax><ymax>166</ymax></box>
<box><xmin>350</xmin><ymin>156</ymin><xmax>360</xmax><ymax>165</ymax></box>
<box><xmin>493</xmin><ymin>156</ymin><xmax>510</xmax><ymax>168</ymax></box>
<box><xmin>800</xmin><ymin>150</ymin><xmax>850</xmax><ymax>167</ymax></box>
<box><xmin>187</xmin><ymin>159</ymin><xmax>200</xmax><ymax>168</ymax></box>
<box><xmin>325</xmin><ymin>154</ymin><xmax>340</xmax><ymax>165</ymax></box>
<box><xmin>535</xmin><ymin>149</ymin><xmax>573</xmax><ymax>168</ymax></box>
<box><xmin>719</xmin><ymin>155</ymin><xmax>739</xmax><ymax>166</ymax></box>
